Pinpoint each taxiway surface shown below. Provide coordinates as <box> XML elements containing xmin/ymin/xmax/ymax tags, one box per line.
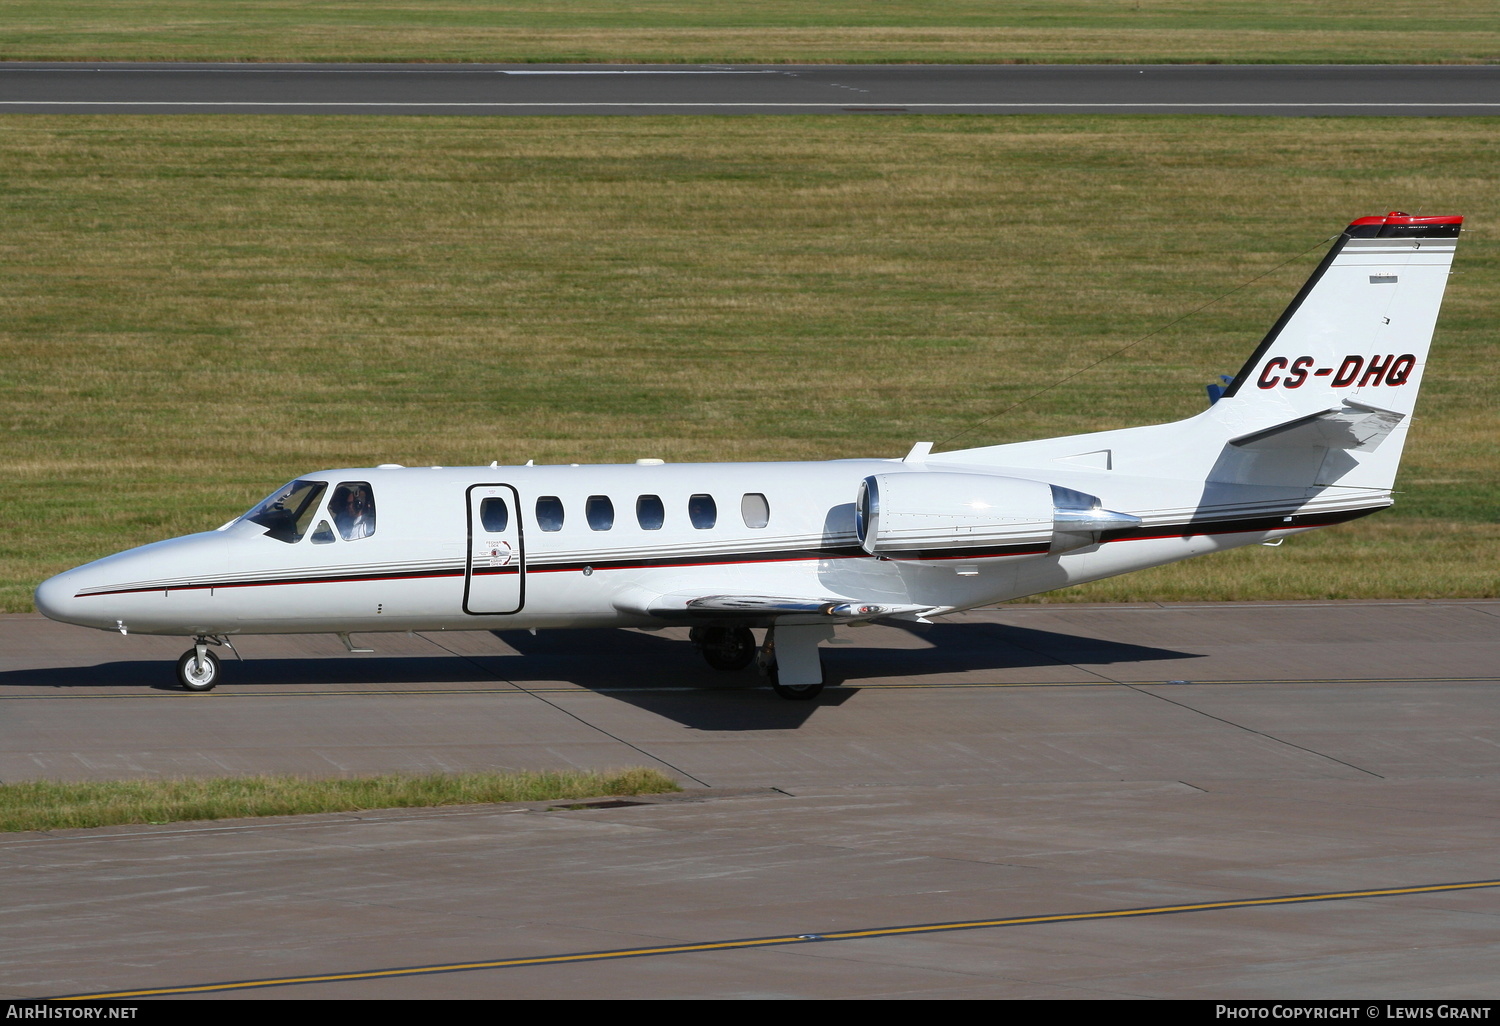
<box><xmin>1</xmin><ymin>602</ymin><xmax>1497</xmax><ymax>999</ymax></box>
<box><xmin>3</xmin><ymin>63</ymin><xmax>1499</xmax><ymax>115</ymax></box>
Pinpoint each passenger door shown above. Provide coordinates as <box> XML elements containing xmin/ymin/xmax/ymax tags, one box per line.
<box><xmin>464</xmin><ymin>484</ymin><xmax>524</xmax><ymax>615</ymax></box>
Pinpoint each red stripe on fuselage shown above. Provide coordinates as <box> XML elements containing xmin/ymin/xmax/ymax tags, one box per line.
<box><xmin>74</xmin><ymin>506</ymin><xmax>1382</xmax><ymax>599</ymax></box>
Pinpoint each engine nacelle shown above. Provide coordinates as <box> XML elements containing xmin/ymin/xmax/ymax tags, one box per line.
<box><xmin>855</xmin><ymin>472</ymin><xmax>1140</xmax><ymax>562</ymax></box>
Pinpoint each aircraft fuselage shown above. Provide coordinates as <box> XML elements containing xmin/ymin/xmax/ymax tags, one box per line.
<box><xmin>34</xmin><ymin>455</ymin><xmax>1345</xmax><ymax>640</ymax></box>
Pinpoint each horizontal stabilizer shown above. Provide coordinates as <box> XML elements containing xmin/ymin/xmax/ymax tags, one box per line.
<box><xmin>1229</xmin><ymin>400</ymin><xmax>1405</xmax><ymax>452</ymax></box>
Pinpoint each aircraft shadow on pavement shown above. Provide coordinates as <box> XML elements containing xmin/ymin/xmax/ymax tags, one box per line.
<box><xmin>490</xmin><ymin>622</ymin><xmax>1197</xmax><ymax>678</ymax></box>
<box><xmin>0</xmin><ymin>623</ymin><xmax>1197</xmax><ymax>731</ymax></box>
<box><xmin>491</xmin><ymin>623</ymin><xmax>1200</xmax><ymax>731</ymax></box>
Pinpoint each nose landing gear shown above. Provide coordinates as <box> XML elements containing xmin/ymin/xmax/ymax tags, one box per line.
<box><xmin>176</xmin><ymin>636</ymin><xmax>231</xmax><ymax>692</ymax></box>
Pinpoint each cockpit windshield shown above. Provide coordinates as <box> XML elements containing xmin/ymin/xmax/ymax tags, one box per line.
<box><xmin>244</xmin><ymin>479</ymin><xmax>328</xmax><ymax>543</ymax></box>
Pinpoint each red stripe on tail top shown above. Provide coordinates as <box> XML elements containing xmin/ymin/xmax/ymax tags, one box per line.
<box><xmin>1349</xmin><ymin>211</ymin><xmax>1462</xmax><ymax>227</ymax></box>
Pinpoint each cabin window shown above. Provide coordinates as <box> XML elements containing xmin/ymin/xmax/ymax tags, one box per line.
<box><xmin>688</xmin><ymin>494</ymin><xmax>717</xmax><ymax>530</ymax></box>
<box><xmin>636</xmin><ymin>494</ymin><xmax>664</xmax><ymax>531</ymax></box>
<box><xmin>536</xmin><ymin>496</ymin><xmax>565</xmax><ymax>532</ymax></box>
<box><xmin>310</xmin><ymin>520</ymin><xmax>336</xmax><ymax>545</ymax></box>
<box><xmin>586</xmin><ymin>495</ymin><xmax>614</xmax><ymax>531</ymax></box>
<box><xmin>331</xmin><ymin>482</ymin><xmax>377</xmax><ymax>541</ymax></box>
<box><xmin>479</xmin><ymin>497</ymin><xmax>509</xmax><ymax>533</ymax></box>
<box><xmin>245</xmin><ymin>479</ymin><xmax>327</xmax><ymax>544</ymax></box>
<box><xmin>741</xmin><ymin>493</ymin><xmax>770</xmax><ymax>529</ymax></box>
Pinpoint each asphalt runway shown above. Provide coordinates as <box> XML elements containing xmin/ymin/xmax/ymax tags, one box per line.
<box><xmin>3</xmin><ymin>63</ymin><xmax>1500</xmax><ymax>115</ymax></box>
<box><xmin>2</xmin><ymin>601</ymin><xmax>1497</xmax><ymax>999</ymax></box>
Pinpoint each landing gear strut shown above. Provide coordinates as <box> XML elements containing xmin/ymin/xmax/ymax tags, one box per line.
<box><xmin>758</xmin><ymin>624</ymin><xmax>833</xmax><ymax>701</ymax></box>
<box><xmin>176</xmin><ymin>636</ymin><xmax>227</xmax><ymax>692</ymax></box>
<box><xmin>690</xmin><ymin>626</ymin><xmax>757</xmax><ymax>671</ymax></box>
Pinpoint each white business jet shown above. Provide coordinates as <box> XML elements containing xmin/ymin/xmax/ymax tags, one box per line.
<box><xmin>35</xmin><ymin>212</ymin><xmax>1463</xmax><ymax>698</ymax></box>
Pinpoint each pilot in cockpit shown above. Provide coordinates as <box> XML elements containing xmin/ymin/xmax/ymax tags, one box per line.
<box><xmin>332</xmin><ymin>483</ymin><xmax>376</xmax><ymax>541</ymax></box>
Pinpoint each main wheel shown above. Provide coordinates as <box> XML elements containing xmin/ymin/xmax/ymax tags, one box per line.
<box><xmin>177</xmin><ymin>649</ymin><xmax>220</xmax><ymax>692</ymax></box>
<box><xmin>699</xmin><ymin>626</ymin><xmax>756</xmax><ymax>671</ymax></box>
<box><xmin>766</xmin><ymin>665</ymin><xmax>823</xmax><ymax>701</ymax></box>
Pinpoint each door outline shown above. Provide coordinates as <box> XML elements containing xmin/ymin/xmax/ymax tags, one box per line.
<box><xmin>463</xmin><ymin>483</ymin><xmax>525</xmax><ymax>615</ymax></box>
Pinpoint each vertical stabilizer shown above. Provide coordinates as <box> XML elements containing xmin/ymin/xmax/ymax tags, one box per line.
<box><xmin>931</xmin><ymin>212</ymin><xmax>1462</xmax><ymax>505</ymax></box>
<box><xmin>1215</xmin><ymin>212</ymin><xmax>1460</xmax><ymax>423</ymax></box>
<box><xmin>1202</xmin><ymin>211</ymin><xmax>1461</xmax><ymax>494</ymax></box>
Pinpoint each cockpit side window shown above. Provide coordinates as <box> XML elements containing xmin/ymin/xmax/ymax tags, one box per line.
<box><xmin>245</xmin><ymin>480</ymin><xmax>328</xmax><ymax>544</ymax></box>
<box><xmin>331</xmin><ymin>482</ymin><xmax>377</xmax><ymax>541</ymax></box>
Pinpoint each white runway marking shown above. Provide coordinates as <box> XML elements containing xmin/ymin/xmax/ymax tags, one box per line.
<box><xmin>5</xmin><ymin>101</ymin><xmax>1500</xmax><ymax>108</ymax></box>
<box><xmin>499</xmin><ymin>69</ymin><xmax>781</xmax><ymax>75</ymax></box>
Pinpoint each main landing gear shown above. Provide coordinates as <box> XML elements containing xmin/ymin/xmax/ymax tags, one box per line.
<box><xmin>691</xmin><ymin>624</ymin><xmax>831</xmax><ymax>701</ymax></box>
<box><xmin>690</xmin><ymin>626</ymin><xmax>757</xmax><ymax>671</ymax></box>
<box><xmin>176</xmin><ymin>636</ymin><xmax>231</xmax><ymax>692</ymax></box>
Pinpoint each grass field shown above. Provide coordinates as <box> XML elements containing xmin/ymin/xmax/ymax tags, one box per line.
<box><xmin>0</xmin><ymin>1</ymin><xmax>1497</xmax><ymax>65</ymax></box>
<box><xmin>0</xmin><ymin>768</ymin><xmax>681</xmax><ymax>832</ymax></box>
<box><xmin>1</xmin><ymin>114</ymin><xmax>1496</xmax><ymax>610</ymax></box>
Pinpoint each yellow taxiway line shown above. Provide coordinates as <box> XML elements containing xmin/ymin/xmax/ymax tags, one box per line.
<box><xmin>54</xmin><ymin>878</ymin><xmax>1500</xmax><ymax>999</ymax></box>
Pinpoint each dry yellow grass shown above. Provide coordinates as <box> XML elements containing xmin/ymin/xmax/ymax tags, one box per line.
<box><xmin>1</xmin><ymin>115</ymin><xmax>1495</xmax><ymax>609</ymax></box>
<box><xmin>0</xmin><ymin>769</ymin><xmax>681</xmax><ymax>832</ymax></box>
<box><xmin>0</xmin><ymin>1</ymin><xmax>1496</xmax><ymax>64</ymax></box>
<box><xmin>10</xmin><ymin>26</ymin><xmax>1495</xmax><ymax>65</ymax></box>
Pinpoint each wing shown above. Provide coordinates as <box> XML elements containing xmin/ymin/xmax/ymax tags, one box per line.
<box><xmin>613</xmin><ymin>587</ymin><xmax>934</xmax><ymax>626</ymax></box>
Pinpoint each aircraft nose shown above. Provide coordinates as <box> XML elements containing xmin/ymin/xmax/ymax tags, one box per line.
<box><xmin>34</xmin><ymin>570</ymin><xmax>91</xmax><ymax>627</ymax></box>
<box><xmin>34</xmin><ymin>533</ymin><xmax>230</xmax><ymax>633</ymax></box>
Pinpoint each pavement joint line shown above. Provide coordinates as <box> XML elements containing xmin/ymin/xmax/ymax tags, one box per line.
<box><xmin>410</xmin><ymin>630</ymin><xmax>520</xmax><ymax>687</ymax></box>
<box><xmin>1119</xmin><ymin>682</ymin><xmax>1385</xmax><ymax>778</ymax></box>
<box><xmin>501</xmin><ymin>683</ymin><xmax>713</xmax><ymax>787</ymax></box>
<box><xmin>409</xmin><ymin>633</ymin><xmax>712</xmax><ymax>787</ymax></box>
<box><xmin>51</xmin><ymin>878</ymin><xmax>1500</xmax><ymax>999</ymax></box>
<box><xmin>949</xmin><ymin>626</ymin><xmax>1124</xmax><ymax>688</ymax></box>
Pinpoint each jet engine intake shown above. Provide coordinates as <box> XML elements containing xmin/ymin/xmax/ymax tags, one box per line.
<box><xmin>855</xmin><ymin>473</ymin><xmax>1139</xmax><ymax>562</ymax></box>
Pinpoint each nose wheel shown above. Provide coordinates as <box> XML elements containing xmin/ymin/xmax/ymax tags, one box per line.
<box><xmin>177</xmin><ymin>640</ymin><xmax>222</xmax><ymax>692</ymax></box>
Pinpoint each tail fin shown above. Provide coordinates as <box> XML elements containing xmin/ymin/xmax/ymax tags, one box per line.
<box><xmin>1204</xmin><ymin>211</ymin><xmax>1461</xmax><ymax>493</ymax></box>
<box><xmin>1216</xmin><ymin>211</ymin><xmax>1460</xmax><ymax>420</ymax></box>
<box><xmin>932</xmin><ymin>212</ymin><xmax>1461</xmax><ymax>506</ymax></box>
